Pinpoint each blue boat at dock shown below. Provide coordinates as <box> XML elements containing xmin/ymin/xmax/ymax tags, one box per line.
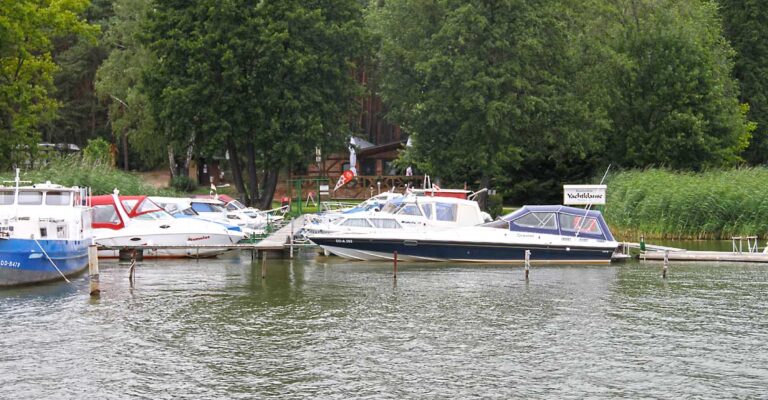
<box><xmin>0</xmin><ymin>171</ymin><xmax>93</xmax><ymax>286</ymax></box>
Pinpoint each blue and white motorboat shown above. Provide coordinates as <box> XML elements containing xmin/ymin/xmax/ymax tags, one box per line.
<box><xmin>307</xmin><ymin>205</ymin><xmax>619</xmax><ymax>263</ymax></box>
<box><xmin>0</xmin><ymin>172</ymin><xmax>93</xmax><ymax>286</ymax></box>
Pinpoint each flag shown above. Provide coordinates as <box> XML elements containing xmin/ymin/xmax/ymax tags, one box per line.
<box><xmin>333</xmin><ymin>170</ymin><xmax>355</xmax><ymax>192</ymax></box>
<box><xmin>433</xmin><ymin>183</ymin><xmax>440</xmax><ymax>191</ymax></box>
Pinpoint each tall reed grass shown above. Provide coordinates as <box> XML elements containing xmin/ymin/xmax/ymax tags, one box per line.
<box><xmin>0</xmin><ymin>156</ymin><xmax>176</xmax><ymax>196</ymax></box>
<box><xmin>604</xmin><ymin>168</ymin><xmax>768</xmax><ymax>240</ymax></box>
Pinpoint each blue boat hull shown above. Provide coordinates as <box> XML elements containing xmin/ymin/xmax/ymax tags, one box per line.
<box><xmin>310</xmin><ymin>237</ymin><xmax>616</xmax><ymax>264</ymax></box>
<box><xmin>0</xmin><ymin>239</ymin><xmax>90</xmax><ymax>286</ymax></box>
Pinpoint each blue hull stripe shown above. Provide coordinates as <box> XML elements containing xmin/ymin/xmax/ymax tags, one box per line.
<box><xmin>0</xmin><ymin>239</ymin><xmax>89</xmax><ymax>286</ymax></box>
<box><xmin>311</xmin><ymin>237</ymin><xmax>615</xmax><ymax>263</ymax></box>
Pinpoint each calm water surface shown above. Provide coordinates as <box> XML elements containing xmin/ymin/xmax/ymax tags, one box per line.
<box><xmin>2</xmin><ymin>249</ymin><xmax>768</xmax><ymax>399</ymax></box>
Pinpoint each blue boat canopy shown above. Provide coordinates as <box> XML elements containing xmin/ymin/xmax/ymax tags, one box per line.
<box><xmin>485</xmin><ymin>205</ymin><xmax>615</xmax><ymax>241</ymax></box>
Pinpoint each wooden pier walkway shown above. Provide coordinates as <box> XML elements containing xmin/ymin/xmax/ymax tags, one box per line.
<box><xmin>641</xmin><ymin>250</ymin><xmax>768</xmax><ymax>263</ymax></box>
<box><xmin>254</xmin><ymin>215</ymin><xmax>313</xmax><ymax>256</ymax></box>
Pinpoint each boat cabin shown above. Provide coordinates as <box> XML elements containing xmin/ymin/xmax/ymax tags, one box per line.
<box><xmin>90</xmin><ymin>195</ymin><xmax>170</xmax><ymax>230</ymax></box>
<box><xmin>0</xmin><ymin>183</ymin><xmax>90</xmax><ymax>240</ymax></box>
<box><xmin>486</xmin><ymin>205</ymin><xmax>615</xmax><ymax>241</ymax></box>
<box><xmin>317</xmin><ymin>195</ymin><xmax>488</xmax><ymax>232</ymax></box>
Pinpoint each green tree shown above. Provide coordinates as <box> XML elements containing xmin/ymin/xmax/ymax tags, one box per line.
<box><xmin>95</xmin><ymin>0</ymin><xmax>162</xmax><ymax>170</ymax></box>
<box><xmin>603</xmin><ymin>0</ymin><xmax>752</xmax><ymax>169</ymax></box>
<box><xmin>143</xmin><ymin>0</ymin><xmax>365</xmax><ymax>208</ymax></box>
<box><xmin>0</xmin><ymin>0</ymin><xmax>98</xmax><ymax>169</ymax></box>
<box><xmin>370</xmin><ymin>0</ymin><xmax>607</xmax><ymax>205</ymax></box>
<box><xmin>718</xmin><ymin>0</ymin><xmax>768</xmax><ymax>164</ymax></box>
<box><xmin>42</xmin><ymin>0</ymin><xmax>112</xmax><ymax>149</ymax></box>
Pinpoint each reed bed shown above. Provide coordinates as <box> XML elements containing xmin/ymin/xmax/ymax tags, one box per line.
<box><xmin>1</xmin><ymin>156</ymin><xmax>176</xmax><ymax>196</ymax></box>
<box><xmin>604</xmin><ymin>168</ymin><xmax>768</xmax><ymax>240</ymax></box>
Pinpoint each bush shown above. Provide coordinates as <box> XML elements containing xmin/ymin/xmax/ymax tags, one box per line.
<box><xmin>0</xmin><ymin>155</ymin><xmax>177</xmax><ymax>196</ymax></box>
<box><xmin>487</xmin><ymin>193</ymin><xmax>504</xmax><ymax>219</ymax></box>
<box><xmin>171</xmin><ymin>175</ymin><xmax>198</xmax><ymax>192</ymax></box>
<box><xmin>82</xmin><ymin>137</ymin><xmax>113</xmax><ymax>166</ymax></box>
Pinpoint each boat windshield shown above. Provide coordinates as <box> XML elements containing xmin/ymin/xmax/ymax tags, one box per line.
<box><xmin>511</xmin><ymin>212</ymin><xmax>557</xmax><ymax>230</ymax></box>
<box><xmin>226</xmin><ymin>200</ymin><xmax>247</xmax><ymax>211</ymax></box>
<box><xmin>192</xmin><ymin>202</ymin><xmax>226</xmax><ymax>213</ymax></box>
<box><xmin>132</xmin><ymin>198</ymin><xmax>172</xmax><ymax>220</ymax></box>
<box><xmin>133</xmin><ymin>210</ymin><xmax>170</xmax><ymax>220</ymax></box>
<box><xmin>380</xmin><ymin>198</ymin><xmax>405</xmax><ymax>214</ymax></box>
<box><xmin>483</xmin><ymin>219</ymin><xmax>510</xmax><ymax>229</ymax></box>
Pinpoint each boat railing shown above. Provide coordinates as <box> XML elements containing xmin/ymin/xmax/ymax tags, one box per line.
<box><xmin>732</xmin><ymin>236</ymin><xmax>759</xmax><ymax>254</ymax></box>
<box><xmin>319</xmin><ymin>201</ymin><xmax>358</xmax><ymax>213</ymax></box>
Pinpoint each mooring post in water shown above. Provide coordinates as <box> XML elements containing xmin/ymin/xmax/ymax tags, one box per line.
<box><xmin>261</xmin><ymin>251</ymin><xmax>267</xmax><ymax>279</ymax></box>
<box><xmin>393</xmin><ymin>251</ymin><xmax>398</xmax><ymax>279</ymax></box>
<box><xmin>290</xmin><ymin>219</ymin><xmax>294</xmax><ymax>259</ymax></box>
<box><xmin>88</xmin><ymin>244</ymin><xmax>100</xmax><ymax>296</ymax></box>
<box><xmin>128</xmin><ymin>249</ymin><xmax>136</xmax><ymax>286</ymax></box>
<box><xmin>663</xmin><ymin>250</ymin><xmax>669</xmax><ymax>279</ymax></box>
<box><xmin>524</xmin><ymin>250</ymin><xmax>531</xmax><ymax>280</ymax></box>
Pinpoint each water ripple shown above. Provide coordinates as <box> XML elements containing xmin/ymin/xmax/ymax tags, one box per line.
<box><xmin>1</xmin><ymin>257</ymin><xmax>768</xmax><ymax>398</ymax></box>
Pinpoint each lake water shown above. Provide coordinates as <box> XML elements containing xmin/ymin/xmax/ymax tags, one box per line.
<box><xmin>2</xmin><ymin>249</ymin><xmax>768</xmax><ymax>399</ymax></box>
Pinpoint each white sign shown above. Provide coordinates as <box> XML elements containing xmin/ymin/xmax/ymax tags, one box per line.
<box><xmin>563</xmin><ymin>184</ymin><xmax>607</xmax><ymax>205</ymax></box>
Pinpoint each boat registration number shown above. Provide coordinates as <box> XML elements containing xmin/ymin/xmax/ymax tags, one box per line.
<box><xmin>0</xmin><ymin>259</ymin><xmax>21</xmax><ymax>269</ymax></box>
<box><xmin>335</xmin><ymin>239</ymin><xmax>353</xmax><ymax>244</ymax></box>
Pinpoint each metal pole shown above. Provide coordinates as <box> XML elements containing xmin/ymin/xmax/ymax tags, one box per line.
<box><xmin>290</xmin><ymin>219</ymin><xmax>294</xmax><ymax>259</ymax></box>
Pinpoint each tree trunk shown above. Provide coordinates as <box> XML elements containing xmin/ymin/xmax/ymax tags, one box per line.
<box><xmin>258</xmin><ymin>168</ymin><xmax>279</xmax><ymax>210</ymax></box>
<box><xmin>122</xmin><ymin>129</ymin><xmax>129</xmax><ymax>170</ymax></box>
<box><xmin>479</xmin><ymin>173</ymin><xmax>490</xmax><ymax>211</ymax></box>
<box><xmin>167</xmin><ymin>145</ymin><xmax>177</xmax><ymax>179</ymax></box>
<box><xmin>226</xmin><ymin>136</ymin><xmax>248</xmax><ymax>203</ymax></box>
<box><xmin>245</xmin><ymin>139</ymin><xmax>259</xmax><ymax>207</ymax></box>
<box><xmin>180</xmin><ymin>131</ymin><xmax>195</xmax><ymax>178</ymax></box>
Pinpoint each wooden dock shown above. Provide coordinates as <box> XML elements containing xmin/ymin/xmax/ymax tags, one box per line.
<box><xmin>96</xmin><ymin>215</ymin><xmax>315</xmax><ymax>260</ymax></box>
<box><xmin>641</xmin><ymin>250</ymin><xmax>768</xmax><ymax>263</ymax></box>
<box><xmin>253</xmin><ymin>215</ymin><xmax>313</xmax><ymax>257</ymax></box>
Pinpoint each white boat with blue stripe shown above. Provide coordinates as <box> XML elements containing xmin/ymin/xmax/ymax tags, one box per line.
<box><xmin>308</xmin><ymin>205</ymin><xmax>619</xmax><ymax>264</ymax></box>
<box><xmin>0</xmin><ymin>171</ymin><xmax>93</xmax><ymax>286</ymax></box>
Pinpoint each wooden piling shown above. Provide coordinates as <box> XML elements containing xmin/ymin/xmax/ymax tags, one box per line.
<box><xmin>88</xmin><ymin>244</ymin><xmax>100</xmax><ymax>296</ymax></box>
<box><xmin>261</xmin><ymin>251</ymin><xmax>267</xmax><ymax>279</ymax></box>
<box><xmin>524</xmin><ymin>250</ymin><xmax>531</xmax><ymax>280</ymax></box>
<box><xmin>393</xmin><ymin>251</ymin><xmax>398</xmax><ymax>279</ymax></box>
<box><xmin>128</xmin><ymin>249</ymin><xmax>136</xmax><ymax>286</ymax></box>
<box><xmin>663</xmin><ymin>250</ymin><xmax>669</xmax><ymax>279</ymax></box>
<box><xmin>289</xmin><ymin>219</ymin><xmax>294</xmax><ymax>259</ymax></box>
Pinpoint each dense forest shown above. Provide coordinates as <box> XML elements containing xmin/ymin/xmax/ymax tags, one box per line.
<box><xmin>1</xmin><ymin>0</ymin><xmax>765</xmax><ymax>206</ymax></box>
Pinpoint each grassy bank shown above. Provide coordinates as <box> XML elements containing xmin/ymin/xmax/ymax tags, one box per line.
<box><xmin>1</xmin><ymin>157</ymin><xmax>176</xmax><ymax>196</ymax></box>
<box><xmin>605</xmin><ymin>168</ymin><xmax>768</xmax><ymax>240</ymax></box>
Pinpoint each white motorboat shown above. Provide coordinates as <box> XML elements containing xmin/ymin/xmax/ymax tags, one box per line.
<box><xmin>90</xmin><ymin>192</ymin><xmax>240</xmax><ymax>258</ymax></box>
<box><xmin>150</xmin><ymin>196</ymin><xmax>262</xmax><ymax>238</ymax></box>
<box><xmin>308</xmin><ymin>205</ymin><xmax>619</xmax><ymax>263</ymax></box>
<box><xmin>302</xmin><ymin>194</ymin><xmax>490</xmax><ymax>236</ymax></box>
